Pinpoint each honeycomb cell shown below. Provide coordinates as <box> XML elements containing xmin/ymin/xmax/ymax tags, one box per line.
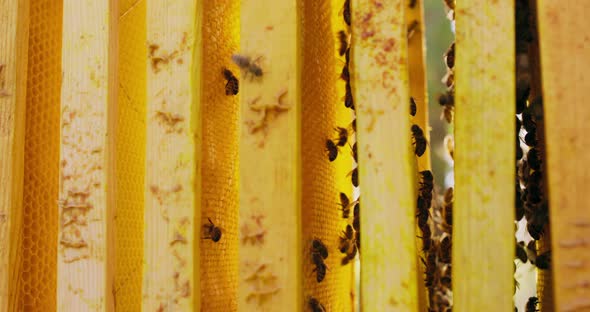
<box><xmin>114</xmin><ymin>1</ymin><xmax>147</xmax><ymax>310</ymax></box>
<box><xmin>19</xmin><ymin>0</ymin><xmax>62</xmax><ymax>310</ymax></box>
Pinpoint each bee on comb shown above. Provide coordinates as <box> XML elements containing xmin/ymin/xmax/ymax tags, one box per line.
<box><xmin>222</xmin><ymin>68</ymin><xmax>239</xmax><ymax>95</ymax></box>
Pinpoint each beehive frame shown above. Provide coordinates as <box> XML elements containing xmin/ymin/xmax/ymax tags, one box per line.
<box><xmin>0</xmin><ymin>0</ymin><xmax>589</xmax><ymax>311</ymax></box>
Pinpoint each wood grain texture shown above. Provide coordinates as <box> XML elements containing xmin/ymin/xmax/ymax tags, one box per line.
<box><xmin>143</xmin><ymin>0</ymin><xmax>202</xmax><ymax>310</ymax></box>
<box><xmin>350</xmin><ymin>0</ymin><xmax>420</xmax><ymax>310</ymax></box>
<box><xmin>537</xmin><ymin>1</ymin><xmax>590</xmax><ymax>311</ymax></box>
<box><xmin>452</xmin><ymin>1</ymin><xmax>515</xmax><ymax>311</ymax></box>
<box><xmin>237</xmin><ymin>0</ymin><xmax>302</xmax><ymax>310</ymax></box>
<box><xmin>57</xmin><ymin>0</ymin><xmax>118</xmax><ymax>311</ymax></box>
<box><xmin>0</xmin><ymin>0</ymin><xmax>30</xmax><ymax>310</ymax></box>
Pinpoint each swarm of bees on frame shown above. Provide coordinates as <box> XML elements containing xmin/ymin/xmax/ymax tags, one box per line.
<box><xmin>418</xmin><ymin>1</ymin><xmax>456</xmax><ymax>311</ymax></box>
<box><xmin>514</xmin><ymin>1</ymin><xmax>552</xmax><ymax>310</ymax></box>
<box><xmin>322</xmin><ymin>0</ymin><xmax>362</xmax><ymax>277</ymax></box>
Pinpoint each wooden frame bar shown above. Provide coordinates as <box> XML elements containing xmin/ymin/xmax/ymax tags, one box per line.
<box><xmin>143</xmin><ymin>0</ymin><xmax>202</xmax><ymax>310</ymax></box>
<box><xmin>0</xmin><ymin>0</ymin><xmax>30</xmax><ymax>310</ymax></box>
<box><xmin>237</xmin><ymin>0</ymin><xmax>302</xmax><ymax>309</ymax></box>
<box><xmin>57</xmin><ymin>0</ymin><xmax>118</xmax><ymax>311</ymax></box>
<box><xmin>537</xmin><ymin>1</ymin><xmax>590</xmax><ymax>310</ymax></box>
<box><xmin>453</xmin><ymin>1</ymin><xmax>515</xmax><ymax>311</ymax></box>
<box><xmin>351</xmin><ymin>1</ymin><xmax>420</xmax><ymax>310</ymax></box>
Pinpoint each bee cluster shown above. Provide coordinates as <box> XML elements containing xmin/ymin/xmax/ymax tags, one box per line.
<box><xmin>514</xmin><ymin>1</ymin><xmax>552</xmax><ymax>309</ymax></box>
<box><xmin>419</xmin><ymin>2</ymin><xmax>456</xmax><ymax>311</ymax></box>
<box><xmin>323</xmin><ymin>0</ymin><xmax>362</xmax><ymax>274</ymax></box>
<box><xmin>438</xmin><ymin>40</ymin><xmax>454</xmax><ymax>123</ymax></box>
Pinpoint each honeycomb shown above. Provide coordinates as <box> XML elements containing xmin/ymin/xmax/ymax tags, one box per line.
<box><xmin>199</xmin><ymin>1</ymin><xmax>240</xmax><ymax>310</ymax></box>
<box><xmin>19</xmin><ymin>0</ymin><xmax>62</xmax><ymax>310</ymax></box>
<box><xmin>114</xmin><ymin>0</ymin><xmax>147</xmax><ymax>310</ymax></box>
<box><xmin>301</xmin><ymin>0</ymin><xmax>354</xmax><ymax>310</ymax></box>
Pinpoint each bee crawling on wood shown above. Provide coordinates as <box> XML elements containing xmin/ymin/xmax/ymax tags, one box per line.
<box><xmin>222</xmin><ymin>67</ymin><xmax>239</xmax><ymax>95</ymax></box>
<box><xmin>203</xmin><ymin>218</ymin><xmax>222</xmax><ymax>242</ymax></box>
<box><xmin>231</xmin><ymin>54</ymin><xmax>264</xmax><ymax>79</ymax></box>
<box><xmin>308</xmin><ymin>297</ymin><xmax>326</xmax><ymax>312</ymax></box>
<box><xmin>411</xmin><ymin>124</ymin><xmax>428</xmax><ymax>157</ymax></box>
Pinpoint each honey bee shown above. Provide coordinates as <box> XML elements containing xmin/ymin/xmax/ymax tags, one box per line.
<box><xmin>338</xmin><ymin>30</ymin><xmax>349</xmax><ymax>56</ymax></box>
<box><xmin>312</xmin><ymin>258</ymin><xmax>327</xmax><ymax>283</ymax></box>
<box><xmin>407</xmin><ymin>20</ymin><xmax>419</xmax><ymax>39</ymax></box>
<box><xmin>416</xmin><ymin>199</ymin><xmax>429</xmax><ymax>229</ymax></box>
<box><xmin>334</xmin><ymin>127</ymin><xmax>348</xmax><ymax>147</ymax></box>
<box><xmin>523</xmin><ymin>129</ymin><xmax>537</xmax><ymax>147</ymax></box>
<box><xmin>411</xmin><ymin>124</ymin><xmax>428</xmax><ymax>157</ymax></box>
<box><xmin>351</xmin><ymin>118</ymin><xmax>356</xmax><ymax>133</ymax></box>
<box><xmin>527</xmin><ymin>208</ymin><xmax>547</xmax><ymax>240</ymax></box>
<box><xmin>312</xmin><ymin>239</ymin><xmax>329</xmax><ymax>259</ymax></box>
<box><xmin>311</xmin><ymin>239</ymin><xmax>328</xmax><ymax>282</ymax></box>
<box><xmin>535</xmin><ymin>250</ymin><xmax>551</xmax><ymax>270</ymax></box>
<box><xmin>419</xmin><ymin>170</ymin><xmax>434</xmax><ymax>194</ymax></box>
<box><xmin>525</xmin><ymin>296</ymin><xmax>539</xmax><ymax>312</ymax></box>
<box><xmin>352</xmin><ymin>142</ymin><xmax>357</xmax><ymax>162</ymax></box>
<box><xmin>343</xmin><ymin>0</ymin><xmax>351</xmax><ymax>26</ymax></box>
<box><xmin>439</xmin><ymin>235</ymin><xmax>451</xmax><ymax>264</ymax></box>
<box><xmin>308</xmin><ymin>297</ymin><xmax>326</xmax><ymax>312</ymax></box>
<box><xmin>410</xmin><ymin>97</ymin><xmax>417</xmax><ymax>116</ymax></box>
<box><xmin>521</xmin><ymin>109</ymin><xmax>536</xmax><ymax>132</ymax></box>
<box><xmin>339</xmin><ymin>192</ymin><xmax>351</xmax><ymax>219</ymax></box>
<box><xmin>341</xmin><ymin>243</ymin><xmax>357</xmax><ymax>265</ymax></box>
<box><xmin>340</xmin><ymin>64</ymin><xmax>349</xmax><ymax>81</ymax></box>
<box><xmin>516</xmin><ymin>137</ymin><xmax>524</xmax><ymax>160</ymax></box>
<box><xmin>345</xmin><ymin>80</ymin><xmax>354</xmax><ymax>109</ymax></box>
<box><xmin>355</xmin><ymin>230</ymin><xmax>360</xmax><ymax>251</ymax></box>
<box><xmin>444</xmin><ymin>134</ymin><xmax>454</xmax><ymax>160</ymax></box>
<box><xmin>203</xmin><ymin>218</ymin><xmax>222</xmax><ymax>242</ymax></box>
<box><xmin>441</xmin><ymin>103</ymin><xmax>454</xmax><ymax>123</ymax></box>
<box><xmin>350</xmin><ymin>167</ymin><xmax>359</xmax><ymax>187</ymax></box>
<box><xmin>231</xmin><ymin>54</ymin><xmax>263</xmax><ymax>79</ymax></box>
<box><xmin>516</xmin><ymin>241</ymin><xmax>528</xmax><ymax>263</ymax></box>
<box><xmin>438</xmin><ymin>91</ymin><xmax>454</xmax><ymax>106</ymax></box>
<box><xmin>443</xmin><ymin>0</ymin><xmax>455</xmax><ymax>10</ymax></box>
<box><xmin>444</xmin><ymin>42</ymin><xmax>455</xmax><ymax>69</ymax></box>
<box><xmin>419</xmin><ymin>226</ymin><xmax>431</xmax><ymax>252</ymax></box>
<box><xmin>409</xmin><ymin>0</ymin><xmax>417</xmax><ymax>8</ymax></box>
<box><xmin>222</xmin><ymin>68</ymin><xmax>239</xmax><ymax>95</ymax></box>
<box><xmin>353</xmin><ymin>210</ymin><xmax>360</xmax><ymax>232</ymax></box>
<box><xmin>339</xmin><ymin>225</ymin><xmax>354</xmax><ymax>253</ymax></box>
<box><xmin>326</xmin><ymin>139</ymin><xmax>338</xmax><ymax>162</ymax></box>
<box><xmin>526</xmin><ymin>148</ymin><xmax>541</xmax><ymax>170</ymax></box>
<box><xmin>423</xmin><ymin>251</ymin><xmax>437</xmax><ymax>287</ymax></box>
